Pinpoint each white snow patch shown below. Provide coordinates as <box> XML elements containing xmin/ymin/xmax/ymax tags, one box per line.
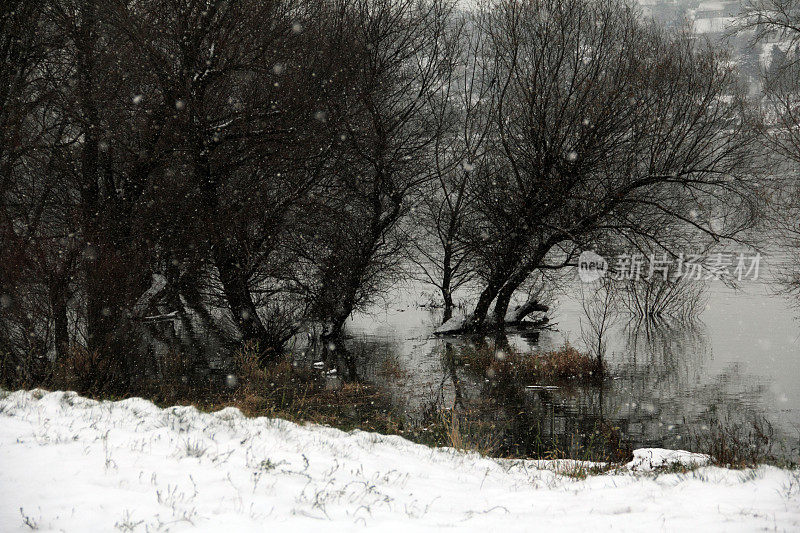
<box><xmin>1</xmin><ymin>389</ymin><xmax>799</xmax><ymax>531</ymax></box>
<box><xmin>434</xmin><ymin>315</ymin><xmax>468</xmax><ymax>334</ymax></box>
<box><xmin>626</xmin><ymin>448</ymin><xmax>711</xmax><ymax>472</ymax></box>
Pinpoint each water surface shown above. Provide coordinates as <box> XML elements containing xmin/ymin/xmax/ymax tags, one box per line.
<box><xmin>337</xmin><ymin>257</ymin><xmax>800</xmax><ymax>459</ymax></box>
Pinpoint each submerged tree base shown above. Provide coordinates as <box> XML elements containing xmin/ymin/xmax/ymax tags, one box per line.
<box><xmin>434</xmin><ymin>314</ymin><xmax>550</xmax><ymax>336</ymax></box>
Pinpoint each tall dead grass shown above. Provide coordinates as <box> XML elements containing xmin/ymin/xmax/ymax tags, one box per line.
<box><xmin>438</xmin><ymin>408</ymin><xmax>501</xmax><ymax>456</ymax></box>
<box><xmin>456</xmin><ymin>342</ymin><xmax>604</xmax><ymax>385</ymax></box>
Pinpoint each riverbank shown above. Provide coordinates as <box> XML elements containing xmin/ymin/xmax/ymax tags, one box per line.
<box><xmin>1</xmin><ymin>389</ymin><xmax>799</xmax><ymax>531</ymax></box>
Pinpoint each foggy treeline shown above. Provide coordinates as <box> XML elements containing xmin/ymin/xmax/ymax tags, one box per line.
<box><xmin>1</xmin><ymin>0</ymin><xmax>789</xmax><ymax>390</ymax></box>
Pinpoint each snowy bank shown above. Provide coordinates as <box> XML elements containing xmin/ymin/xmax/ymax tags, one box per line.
<box><xmin>0</xmin><ymin>390</ymin><xmax>798</xmax><ymax>532</ymax></box>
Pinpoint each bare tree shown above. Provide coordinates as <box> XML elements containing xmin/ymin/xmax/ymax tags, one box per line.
<box><xmin>461</xmin><ymin>0</ymin><xmax>761</xmax><ymax>331</ymax></box>
<box><xmin>410</xmin><ymin>12</ymin><xmax>492</xmax><ymax>322</ymax></box>
<box><xmin>103</xmin><ymin>0</ymin><xmax>351</xmax><ymax>363</ymax></box>
<box><xmin>303</xmin><ymin>0</ymin><xmax>458</xmax><ymax>342</ymax></box>
<box><xmin>0</xmin><ymin>0</ymin><xmax>768</xmax><ymax>393</ymax></box>
<box><xmin>617</xmin><ymin>275</ymin><xmax>708</xmax><ymax>321</ymax></box>
<box><xmin>579</xmin><ymin>279</ymin><xmax>618</xmax><ymax>374</ymax></box>
<box><xmin>739</xmin><ymin>1</ymin><xmax>800</xmax><ymax>297</ymax></box>
<box><xmin>0</xmin><ymin>1</ymin><xmax>80</xmax><ymax>381</ymax></box>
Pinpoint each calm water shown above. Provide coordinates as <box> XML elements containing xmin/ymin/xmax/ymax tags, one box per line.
<box><xmin>333</xmin><ymin>254</ymin><xmax>800</xmax><ymax>459</ymax></box>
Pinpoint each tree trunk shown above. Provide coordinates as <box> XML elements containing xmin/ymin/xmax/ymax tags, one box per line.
<box><xmin>76</xmin><ymin>0</ymin><xmax>120</xmax><ymax>381</ymax></box>
<box><xmin>440</xmin><ymin>241</ymin><xmax>454</xmax><ymax>323</ymax></box>
<box><xmin>442</xmin><ymin>288</ymin><xmax>454</xmax><ymax>323</ymax></box>
<box><xmin>195</xmin><ymin>151</ymin><xmax>279</xmax><ymax>363</ymax></box>
<box><xmin>50</xmin><ymin>281</ymin><xmax>69</xmax><ymax>364</ymax></box>
<box><xmin>320</xmin><ymin>183</ymin><xmax>400</xmax><ymax>342</ymax></box>
<box><xmin>321</xmin><ymin>272</ymin><xmax>360</xmax><ymax>342</ymax></box>
<box><xmin>466</xmin><ymin>250</ymin><xmax>523</xmax><ymax>329</ymax></box>
<box><xmin>491</xmin><ymin>247</ymin><xmax>549</xmax><ymax>325</ymax></box>
<box><xmin>465</xmin><ymin>275</ymin><xmax>505</xmax><ymax>329</ymax></box>
<box><xmin>214</xmin><ymin>253</ymin><xmax>256</xmax><ymax>336</ymax></box>
<box><xmin>492</xmin><ymin>266</ymin><xmax>533</xmax><ymax>325</ymax></box>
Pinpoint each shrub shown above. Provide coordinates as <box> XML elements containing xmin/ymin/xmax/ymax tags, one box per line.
<box><xmin>233</xmin><ymin>341</ymin><xmax>269</xmax><ymax>391</ymax></box>
<box><xmin>690</xmin><ymin>416</ymin><xmax>794</xmax><ymax>468</ymax></box>
<box><xmin>438</xmin><ymin>408</ymin><xmax>501</xmax><ymax>456</ymax></box>
<box><xmin>53</xmin><ymin>345</ymin><xmax>119</xmax><ymax>394</ymax></box>
<box><xmin>456</xmin><ymin>342</ymin><xmax>604</xmax><ymax>385</ymax></box>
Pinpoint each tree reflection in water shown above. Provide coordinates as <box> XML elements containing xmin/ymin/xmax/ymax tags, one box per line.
<box><xmin>309</xmin><ymin>310</ymin><xmax>790</xmax><ymax>459</ymax></box>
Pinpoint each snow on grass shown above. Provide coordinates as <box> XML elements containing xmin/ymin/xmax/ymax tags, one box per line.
<box><xmin>0</xmin><ymin>390</ymin><xmax>798</xmax><ymax>532</ymax></box>
<box><xmin>626</xmin><ymin>448</ymin><xmax>711</xmax><ymax>472</ymax></box>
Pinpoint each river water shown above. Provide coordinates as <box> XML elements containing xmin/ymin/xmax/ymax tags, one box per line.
<box><xmin>334</xmin><ymin>251</ymin><xmax>800</xmax><ymax>459</ymax></box>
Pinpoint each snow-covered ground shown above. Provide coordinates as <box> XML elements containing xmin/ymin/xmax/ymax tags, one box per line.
<box><xmin>0</xmin><ymin>390</ymin><xmax>798</xmax><ymax>532</ymax></box>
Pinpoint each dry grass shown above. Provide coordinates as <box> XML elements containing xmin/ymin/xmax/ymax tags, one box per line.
<box><xmin>219</xmin><ymin>342</ymin><xmax>407</xmax><ymax>434</ymax></box>
<box><xmin>457</xmin><ymin>342</ymin><xmax>604</xmax><ymax>385</ymax></box>
<box><xmin>527</xmin><ymin>417</ymin><xmax>633</xmax><ymax>466</ymax></box>
<box><xmin>438</xmin><ymin>408</ymin><xmax>501</xmax><ymax>456</ymax></box>
<box><xmin>233</xmin><ymin>342</ymin><xmax>270</xmax><ymax>389</ymax></box>
<box><xmin>554</xmin><ymin>460</ymin><xmax>621</xmax><ymax>479</ymax></box>
<box><xmin>52</xmin><ymin>345</ymin><xmax>120</xmax><ymax>394</ymax></box>
<box><xmin>689</xmin><ymin>416</ymin><xmax>794</xmax><ymax>469</ymax></box>
<box><xmin>31</xmin><ymin>342</ymin><xmax>501</xmax><ymax>456</ymax></box>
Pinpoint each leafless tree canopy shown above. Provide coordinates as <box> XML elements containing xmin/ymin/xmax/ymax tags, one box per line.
<box><xmin>454</xmin><ymin>0</ymin><xmax>762</xmax><ymax>330</ymax></box>
<box><xmin>738</xmin><ymin>1</ymin><xmax>800</xmax><ymax>296</ymax></box>
<box><xmin>0</xmin><ymin>0</ymin><xmax>765</xmax><ymax>390</ymax></box>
